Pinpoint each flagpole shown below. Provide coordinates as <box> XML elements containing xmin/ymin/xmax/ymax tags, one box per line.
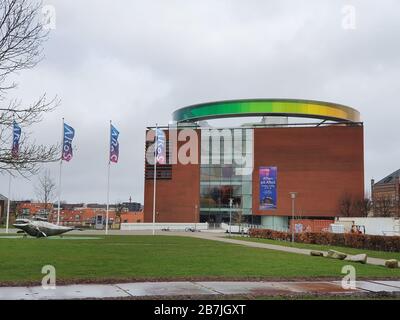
<box><xmin>152</xmin><ymin>124</ymin><xmax>158</xmax><ymax>236</ymax></box>
<box><xmin>105</xmin><ymin>161</ymin><xmax>111</xmax><ymax>235</ymax></box>
<box><xmin>5</xmin><ymin>172</ymin><xmax>12</xmax><ymax>234</ymax></box>
<box><xmin>57</xmin><ymin>118</ymin><xmax>64</xmax><ymax>225</ymax></box>
<box><xmin>6</xmin><ymin>118</ymin><xmax>16</xmax><ymax>233</ymax></box>
<box><xmin>105</xmin><ymin>120</ymin><xmax>111</xmax><ymax>235</ymax></box>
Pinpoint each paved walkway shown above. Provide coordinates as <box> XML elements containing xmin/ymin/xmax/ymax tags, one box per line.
<box><xmin>1</xmin><ymin>280</ymin><xmax>400</xmax><ymax>300</ymax></box>
<box><xmin>189</xmin><ymin>233</ymin><xmax>389</xmax><ymax>267</ymax></box>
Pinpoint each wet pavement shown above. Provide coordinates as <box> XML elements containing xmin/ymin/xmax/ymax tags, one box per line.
<box><xmin>352</xmin><ymin>281</ymin><xmax>400</xmax><ymax>293</ymax></box>
<box><xmin>0</xmin><ymin>280</ymin><xmax>399</xmax><ymax>300</ymax></box>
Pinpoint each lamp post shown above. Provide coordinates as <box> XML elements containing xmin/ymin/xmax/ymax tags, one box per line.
<box><xmin>229</xmin><ymin>198</ymin><xmax>233</xmax><ymax>237</ymax></box>
<box><xmin>194</xmin><ymin>204</ymin><xmax>198</xmax><ymax>231</ymax></box>
<box><xmin>289</xmin><ymin>192</ymin><xmax>297</xmax><ymax>243</ymax></box>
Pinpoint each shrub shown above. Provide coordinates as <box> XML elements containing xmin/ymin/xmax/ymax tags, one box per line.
<box><xmin>249</xmin><ymin>228</ymin><xmax>400</xmax><ymax>252</ymax></box>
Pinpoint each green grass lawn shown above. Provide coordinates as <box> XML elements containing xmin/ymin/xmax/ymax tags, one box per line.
<box><xmin>0</xmin><ymin>235</ymin><xmax>399</xmax><ymax>285</ymax></box>
<box><xmin>230</xmin><ymin>236</ymin><xmax>400</xmax><ymax>261</ymax></box>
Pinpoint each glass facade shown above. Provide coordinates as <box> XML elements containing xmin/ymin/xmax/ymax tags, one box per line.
<box><xmin>199</xmin><ymin>128</ymin><xmax>254</xmax><ymax>223</ymax></box>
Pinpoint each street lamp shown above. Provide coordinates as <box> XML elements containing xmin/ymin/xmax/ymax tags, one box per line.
<box><xmin>289</xmin><ymin>192</ymin><xmax>298</xmax><ymax>243</ymax></box>
<box><xmin>194</xmin><ymin>204</ymin><xmax>198</xmax><ymax>231</ymax></box>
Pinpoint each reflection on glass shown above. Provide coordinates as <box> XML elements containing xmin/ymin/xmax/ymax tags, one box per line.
<box><xmin>200</xmin><ymin>129</ymin><xmax>253</xmax><ymax>216</ymax></box>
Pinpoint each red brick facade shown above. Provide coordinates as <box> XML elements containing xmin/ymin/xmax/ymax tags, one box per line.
<box><xmin>252</xmin><ymin>126</ymin><xmax>364</xmax><ymax>217</ymax></box>
<box><xmin>144</xmin><ymin>125</ymin><xmax>364</xmax><ymax>222</ymax></box>
<box><xmin>144</xmin><ymin>129</ymin><xmax>200</xmax><ymax>223</ymax></box>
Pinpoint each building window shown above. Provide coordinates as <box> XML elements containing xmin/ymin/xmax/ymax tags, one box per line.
<box><xmin>200</xmin><ymin>129</ymin><xmax>253</xmax><ymax>220</ymax></box>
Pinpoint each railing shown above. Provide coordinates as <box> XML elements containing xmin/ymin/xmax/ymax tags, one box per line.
<box><xmin>121</xmin><ymin>222</ymin><xmax>209</xmax><ymax>231</ymax></box>
<box><xmin>242</xmin><ymin>223</ymin><xmax>263</xmax><ymax>229</ymax></box>
<box><xmin>206</xmin><ymin>223</ymin><xmax>221</xmax><ymax>230</ymax></box>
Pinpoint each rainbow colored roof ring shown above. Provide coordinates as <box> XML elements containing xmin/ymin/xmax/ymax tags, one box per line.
<box><xmin>172</xmin><ymin>99</ymin><xmax>360</xmax><ymax>123</ymax></box>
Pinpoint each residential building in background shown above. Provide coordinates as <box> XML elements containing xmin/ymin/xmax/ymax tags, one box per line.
<box><xmin>120</xmin><ymin>212</ymin><xmax>144</xmax><ymax>223</ymax></box>
<box><xmin>0</xmin><ymin>200</ymin><xmax>144</xmax><ymax>229</ymax></box>
<box><xmin>16</xmin><ymin>202</ymin><xmax>53</xmax><ymax>218</ymax></box>
<box><xmin>122</xmin><ymin>202</ymin><xmax>142</xmax><ymax>212</ymax></box>
<box><xmin>48</xmin><ymin>207</ymin><xmax>144</xmax><ymax>228</ymax></box>
<box><xmin>372</xmin><ymin>169</ymin><xmax>400</xmax><ymax>217</ymax></box>
<box><xmin>0</xmin><ymin>194</ymin><xmax>8</xmax><ymax>222</ymax></box>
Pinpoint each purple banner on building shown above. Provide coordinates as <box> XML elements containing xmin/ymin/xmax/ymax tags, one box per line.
<box><xmin>156</xmin><ymin>128</ymin><xmax>166</xmax><ymax>164</ymax></box>
<box><xmin>62</xmin><ymin>123</ymin><xmax>75</xmax><ymax>162</ymax></box>
<box><xmin>259</xmin><ymin>166</ymin><xmax>277</xmax><ymax>210</ymax></box>
<box><xmin>12</xmin><ymin>121</ymin><xmax>21</xmax><ymax>159</ymax></box>
<box><xmin>110</xmin><ymin>124</ymin><xmax>120</xmax><ymax>163</ymax></box>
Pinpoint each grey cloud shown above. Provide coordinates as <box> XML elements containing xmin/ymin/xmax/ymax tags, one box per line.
<box><xmin>1</xmin><ymin>0</ymin><xmax>400</xmax><ymax>203</ymax></box>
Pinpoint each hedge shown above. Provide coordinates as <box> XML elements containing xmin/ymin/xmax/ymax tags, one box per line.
<box><xmin>249</xmin><ymin>228</ymin><xmax>400</xmax><ymax>252</ymax></box>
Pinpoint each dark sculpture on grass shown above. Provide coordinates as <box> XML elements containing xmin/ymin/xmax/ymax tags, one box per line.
<box><xmin>13</xmin><ymin>217</ymin><xmax>78</xmax><ymax>238</ymax></box>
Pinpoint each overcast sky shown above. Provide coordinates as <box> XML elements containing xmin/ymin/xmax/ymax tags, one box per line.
<box><xmin>1</xmin><ymin>0</ymin><xmax>399</xmax><ymax>204</ymax></box>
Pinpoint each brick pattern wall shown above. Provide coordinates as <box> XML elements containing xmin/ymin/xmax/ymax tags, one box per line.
<box><xmin>143</xmin><ymin>125</ymin><xmax>364</xmax><ymax>222</ymax></box>
<box><xmin>144</xmin><ymin>129</ymin><xmax>200</xmax><ymax>222</ymax></box>
<box><xmin>252</xmin><ymin>125</ymin><xmax>364</xmax><ymax>217</ymax></box>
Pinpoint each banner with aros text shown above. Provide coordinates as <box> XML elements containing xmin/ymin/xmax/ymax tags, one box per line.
<box><xmin>259</xmin><ymin>166</ymin><xmax>277</xmax><ymax>210</ymax></box>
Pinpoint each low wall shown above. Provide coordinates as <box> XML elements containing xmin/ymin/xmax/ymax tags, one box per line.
<box><xmin>337</xmin><ymin>217</ymin><xmax>400</xmax><ymax>236</ymax></box>
<box><xmin>120</xmin><ymin>222</ymin><xmax>208</xmax><ymax>231</ymax></box>
<box><xmin>290</xmin><ymin>219</ymin><xmax>333</xmax><ymax>233</ymax></box>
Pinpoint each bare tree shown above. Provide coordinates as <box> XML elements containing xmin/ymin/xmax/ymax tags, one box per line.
<box><xmin>232</xmin><ymin>210</ymin><xmax>245</xmax><ymax>234</ymax></box>
<box><xmin>339</xmin><ymin>193</ymin><xmax>353</xmax><ymax>217</ymax></box>
<box><xmin>114</xmin><ymin>202</ymin><xmax>125</xmax><ymax>229</ymax></box>
<box><xmin>373</xmin><ymin>195</ymin><xmax>393</xmax><ymax>217</ymax></box>
<box><xmin>34</xmin><ymin>169</ymin><xmax>55</xmax><ymax>216</ymax></box>
<box><xmin>354</xmin><ymin>197</ymin><xmax>373</xmax><ymax>217</ymax></box>
<box><xmin>0</xmin><ymin>0</ymin><xmax>59</xmax><ymax>177</ymax></box>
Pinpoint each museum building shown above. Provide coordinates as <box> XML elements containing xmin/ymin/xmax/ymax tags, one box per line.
<box><xmin>143</xmin><ymin>99</ymin><xmax>364</xmax><ymax>230</ymax></box>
